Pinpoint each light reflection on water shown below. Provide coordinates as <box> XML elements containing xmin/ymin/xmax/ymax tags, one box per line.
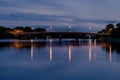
<box><xmin>0</xmin><ymin>39</ymin><xmax>120</xmax><ymax>80</ymax></box>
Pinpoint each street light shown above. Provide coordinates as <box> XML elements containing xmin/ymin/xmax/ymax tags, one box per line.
<box><xmin>31</xmin><ymin>27</ymin><xmax>34</xmax><ymax>30</ymax></box>
<box><xmin>50</xmin><ymin>26</ymin><xmax>53</xmax><ymax>31</ymax></box>
<box><xmin>89</xmin><ymin>27</ymin><xmax>92</xmax><ymax>31</ymax></box>
<box><xmin>89</xmin><ymin>27</ymin><xmax>92</xmax><ymax>38</ymax></box>
<box><xmin>69</xmin><ymin>26</ymin><xmax>72</xmax><ymax>32</ymax></box>
<box><xmin>49</xmin><ymin>26</ymin><xmax>53</xmax><ymax>41</ymax></box>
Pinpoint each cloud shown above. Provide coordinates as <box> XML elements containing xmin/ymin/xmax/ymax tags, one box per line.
<box><xmin>0</xmin><ymin>0</ymin><xmax>120</xmax><ymax>31</ymax></box>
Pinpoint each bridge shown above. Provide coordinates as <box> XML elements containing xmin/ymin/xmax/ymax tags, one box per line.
<box><xmin>13</xmin><ymin>31</ymin><xmax>109</xmax><ymax>41</ymax></box>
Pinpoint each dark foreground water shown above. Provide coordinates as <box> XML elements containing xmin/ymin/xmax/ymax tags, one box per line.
<box><xmin>0</xmin><ymin>39</ymin><xmax>120</xmax><ymax>80</ymax></box>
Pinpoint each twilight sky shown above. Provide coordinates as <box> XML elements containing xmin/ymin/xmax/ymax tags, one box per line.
<box><xmin>0</xmin><ymin>0</ymin><xmax>120</xmax><ymax>31</ymax></box>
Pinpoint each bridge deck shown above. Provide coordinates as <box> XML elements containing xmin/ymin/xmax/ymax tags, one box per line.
<box><xmin>13</xmin><ymin>32</ymin><xmax>109</xmax><ymax>40</ymax></box>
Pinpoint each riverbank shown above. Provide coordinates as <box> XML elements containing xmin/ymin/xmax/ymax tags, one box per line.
<box><xmin>97</xmin><ymin>37</ymin><xmax>120</xmax><ymax>43</ymax></box>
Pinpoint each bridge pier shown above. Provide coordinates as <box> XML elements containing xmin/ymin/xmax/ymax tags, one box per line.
<box><xmin>59</xmin><ymin>39</ymin><xmax>62</xmax><ymax>46</ymax></box>
<box><xmin>75</xmin><ymin>35</ymin><xmax>79</xmax><ymax>41</ymax></box>
<box><xmin>59</xmin><ymin>34</ymin><xmax>62</xmax><ymax>42</ymax></box>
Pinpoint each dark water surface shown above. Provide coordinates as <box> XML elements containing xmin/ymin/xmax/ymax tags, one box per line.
<box><xmin>0</xmin><ymin>39</ymin><xmax>120</xmax><ymax>80</ymax></box>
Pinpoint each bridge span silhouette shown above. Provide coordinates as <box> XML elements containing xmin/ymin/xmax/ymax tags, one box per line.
<box><xmin>14</xmin><ymin>31</ymin><xmax>109</xmax><ymax>40</ymax></box>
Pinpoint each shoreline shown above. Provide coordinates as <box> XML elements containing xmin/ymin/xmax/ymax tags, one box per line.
<box><xmin>97</xmin><ymin>37</ymin><xmax>120</xmax><ymax>43</ymax></box>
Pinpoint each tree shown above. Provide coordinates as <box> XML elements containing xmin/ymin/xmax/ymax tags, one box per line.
<box><xmin>101</xmin><ymin>29</ymin><xmax>106</xmax><ymax>33</ymax></box>
<box><xmin>0</xmin><ymin>26</ymin><xmax>14</xmax><ymax>39</ymax></box>
<box><xmin>14</xmin><ymin>26</ymin><xmax>24</xmax><ymax>30</ymax></box>
<box><xmin>24</xmin><ymin>26</ymin><xmax>33</xmax><ymax>32</ymax></box>
<box><xmin>98</xmin><ymin>31</ymin><xmax>102</xmax><ymax>33</ymax></box>
<box><xmin>106</xmin><ymin>24</ymin><xmax>114</xmax><ymax>33</ymax></box>
<box><xmin>110</xmin><ymin>23</ymin><xmax>120</xmax><ymax>38</ymax></box>
<box><xmin>116</xmin><ymin>23</ymin><xmax>120</xmax><ymax>28</ymax></box>
<box><xmin>34</xmin><ymin>27</ymin><xmax>46</xmax><ymax>32</ymax></box>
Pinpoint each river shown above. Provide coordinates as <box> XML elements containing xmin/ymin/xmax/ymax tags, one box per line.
<box><xmin>0</xmin><ymin>39</ymin><xmax>120</xmax><ymax>80</ymax></box>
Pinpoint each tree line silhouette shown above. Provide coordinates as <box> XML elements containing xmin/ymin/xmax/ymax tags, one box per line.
<box><xmin>0</xmin><ymin>26</ymin><xmax>46</xmax><ymax>39</ymax></box>
<box><xmin>0</xmin><ymin>23</ymin><xmax>120</xmax><ymax>39</ymax></box>
<box><xmin>98</xmin><ymin>23</ymin><xmax>120</xmax><ymax>38</ymax></box>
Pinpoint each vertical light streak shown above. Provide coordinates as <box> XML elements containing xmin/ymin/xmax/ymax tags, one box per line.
<box><xmin>94</xmin><ymin>39</ymin><xmax>96</xmax><ymax>61</ymax></box>
<box><xmin>50</xmin><ymin>39</ymin><xmax>53</xmax><ymax>61</ymax></box>
<box><xmin>31</xmin><ymin>39</ymin><xmax>34</xmax><ymax>61</ymax></box>
<box><xmin>94</xmin><ymin>39</ymin><xmax>96</xmax><ymax>47</ymax></box>
<box><xmin>109</xmin><ymin>44</ymin><xmax>112</xmax><ymax>62</ymax></box>
<box><xmin>89</xmin><ymin>39</ymin><xmax>92</xmax><ymax>62</ymax></box>
<box><xmin>68</xmin><ymin>46</ymin><xmax>72</xmax><ymax>61</ymax></box>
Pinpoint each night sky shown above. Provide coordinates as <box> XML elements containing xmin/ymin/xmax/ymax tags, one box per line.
<box><xmin>0</xmin><ymin>0</ymin><xmax>120</xmax><ymax>31</ymax></box>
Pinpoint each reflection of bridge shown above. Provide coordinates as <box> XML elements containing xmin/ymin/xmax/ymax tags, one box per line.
<box><xmin>14</xmin><ymin>32</ymin><xmax>109</xmax><ymax>40</ymax></box>
<box><xmin>0</xmin><ymin>39</ymin><xmax>112</xmax><ymax>62</ymax></box>
<box><xmin>30</xmin><ymin>39</ymin><xmax>112</xmax><ymax>62</ymax></box>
